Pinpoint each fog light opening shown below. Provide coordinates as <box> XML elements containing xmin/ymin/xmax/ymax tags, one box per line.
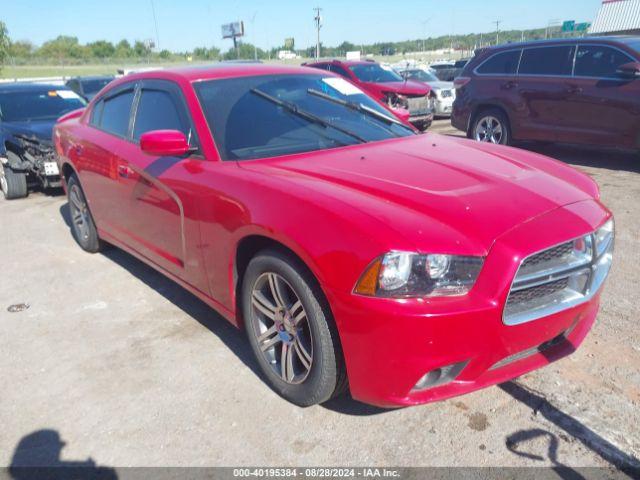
<box><xmin>411</xmin><ymin>360</ymin><xmax>468</xmax><ymax>392</ymax></box>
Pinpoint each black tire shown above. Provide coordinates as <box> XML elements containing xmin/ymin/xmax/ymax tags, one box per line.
<box><xmin>1</xmin><ymin>164</ymin><xmax>28</xmax><ymax>200</ymax></box>
<box><xmin>67</xmin><ymin>174</ymin><xmax>104</xmax><ymax>253</ymax></box>
<box><xmin>242</xmin><ymin>249</ymin><xmax>346</xmax><ymax>406</ymax></box>
<box><xmin>470</xmin><ymin>108</ymin><xmax>511</xmax><ymax>145</ymax></box>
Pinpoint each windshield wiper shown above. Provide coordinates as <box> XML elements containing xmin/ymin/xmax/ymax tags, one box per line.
<box><xmin>251</xmin><ymin>88</ymin><xmax>366</xmax><ymax>144</ymax></box>
<box><xmin>307</xmin><ymin>88</ymin><xmax>413</xmax><ymax>136</ymax></box>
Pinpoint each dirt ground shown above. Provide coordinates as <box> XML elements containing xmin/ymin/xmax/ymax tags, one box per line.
<box><xmin>1</xmin><ymin>120</ymin><xmax>639</xmax><ymax>474</ymax></box>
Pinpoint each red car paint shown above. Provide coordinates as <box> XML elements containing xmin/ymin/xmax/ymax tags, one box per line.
<box><xmin>305</xmin><ymin>60</ymin><xmax>433</xmax><ymax>129</ymax></box>
<box><xmin>53</xmin><ymin>65</ymin><xmax>612</xmax><ymax>407</ymax></box>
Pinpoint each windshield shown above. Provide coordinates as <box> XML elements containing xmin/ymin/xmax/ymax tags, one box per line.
<box><xmin>0</xmin><ymin>89</ymin><xmax>86</xmax><ymax>122</ymax></box>
<box><xmin>349</xmin><ymin>64</ymin><xmax>403</xmax><ymax>83</ymax></box>
<box><xmin>81</xmin><ymin>78</ymin><xmax>113</xmax><ymax>94</ymax></box>
<box><xmin>404</xmin><ymin>70</ymin><xmax>439</xmax><ymax>82</ymax></box>
<box><xmin>194</xmin><ymin>74</ymin><xmax>414</xmax><ymax>161</ymax></box>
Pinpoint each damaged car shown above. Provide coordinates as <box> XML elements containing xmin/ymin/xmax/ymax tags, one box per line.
<box><xmin>0</xmin><ymin>83</ymin><xmax>86</xmax><ymax>199</ymax></box>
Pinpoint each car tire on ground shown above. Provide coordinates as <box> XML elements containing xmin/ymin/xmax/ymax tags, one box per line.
<box><xmin>242</xmin><ymin>249</ymin><xmax>347</xmax><ymax>407</ymax></box>
<box><xmin>1</xmin><ymin>164</ymin><xmax>28</xmax><ymax>200</ymax></box>
<box><xmin>470</xmin><ymin>108</ymin><xmax>511</xmax><ymax>145</ymax></box>
<box><xmin>67</xmin><ymin>174</ymin><xmax>104</xmax><ymax>253</ymax></box>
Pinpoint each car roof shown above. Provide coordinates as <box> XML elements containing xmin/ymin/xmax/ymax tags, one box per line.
<box><xmin>70</xmin><ymin>75</ymin><xmax>115</xmax><ymax>81</ymax></box>
<box><xmin>484</xmin><ymin>35</ymin><xmax>639</xmax><ymax>52</ymax></box>
<box><xmin>113</xmin><ymin>63</ymin><xmax>329</xmax><ymax>85</ymax></box>
<box><xmin>0</xmin><ymin>82</ymin><xmax>72</xmax><ymax>94</ymax></box>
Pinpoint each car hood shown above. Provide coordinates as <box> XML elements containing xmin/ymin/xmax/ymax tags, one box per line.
<box><xmin>1</xmin><ymin>120</ymin><xmax>55</xmax><ymax>144</ymax></box>
<box><xmin>364</xmin><ymin>80</ymin><xmax>430</xmax><ymax>96</ymax></box>
<box><xmin>426</xmin><ymin>81</ymin><xmax>454</xmax><ymax>91</ymax></box>
<box><xmin>245</xmin><ymin>135</ymin><xmax>597</xmax><ymax>255</ymax></box>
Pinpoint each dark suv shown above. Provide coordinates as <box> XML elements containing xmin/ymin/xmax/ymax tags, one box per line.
<box><xmin>452</xmin><ymin>36</ymin><xmax>640</xmax><ymax>151</ymax></box>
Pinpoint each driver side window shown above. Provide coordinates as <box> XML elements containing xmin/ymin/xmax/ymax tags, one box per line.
<box><xmin>133</xmin><ymin>89</ymin><xmax>186</xmax><ymax>141</ymax></box>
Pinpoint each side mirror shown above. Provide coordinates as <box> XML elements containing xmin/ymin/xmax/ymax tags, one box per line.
<box><xmin>616</xmin><ymin>62</ymin><xmax>640</xmax><ymax>79</ymax></box>
<box><xmin>139</xmin><ymin>130</ymin><xmax>191</xmax><ymax>157</ymax></box>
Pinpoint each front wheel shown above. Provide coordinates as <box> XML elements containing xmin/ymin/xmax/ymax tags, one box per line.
<box><xmin>1</xmin><ymin>164</ymin><xmax>28</xmax><ymax>200</ymax></box>
<box><xmin>471</xmin><ymin>108</ymin><xmax>511</xmax><ymax>145</ymax></box>
<box><xmin>242</xmin><ymin>250</ymin><xmax>346</xmax><ymax>406</ymax></box>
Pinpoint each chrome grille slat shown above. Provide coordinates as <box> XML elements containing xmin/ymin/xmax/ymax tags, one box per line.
<box><xmin>503</xmin><ymin>226</ymin><xmax>614</xmax><ymax>326</ymax></box>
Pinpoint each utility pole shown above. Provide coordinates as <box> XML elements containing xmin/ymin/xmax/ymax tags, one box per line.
<box><xmin>251</xmin><ymin>13</ymin><xmax>258</xmax><ymax>61</ymax></box>
<box><xmin>421</xmin><ymin>18</ymin><xmax>432</xmax><ymax>53</ymax></box>
<box><xmin>494</xmin><ymin>20</ymin><xmax>502</xmax><ymax>45</ymax></box>
<box><xmin>314</xmin><ymin>7</ymin><xmax>322</xmax><ymax>60</ymax></box>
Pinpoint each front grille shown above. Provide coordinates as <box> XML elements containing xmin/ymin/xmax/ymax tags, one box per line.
<box><xmin>507</xmin><ymin>278</ymin><xmax>569</xmax><ymax>307</ymax></box>
<box><xmin>406</xmin><ymin>96</ymin><xmax>430</xmax><ymax>115</ymax></box>
<box><xmin>503</xmin><ymin>228</ymin><xmax>614</xmax><ymax>326</ymax></box>
<box><xmin>521</xmin><ymin>241</ymin><xmax>573</xmax><ymax>271</ymax></box>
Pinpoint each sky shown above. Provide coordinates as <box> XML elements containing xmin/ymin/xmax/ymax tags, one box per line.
<box><xmin>2</xmin><ymin>0</ymin><xmax>604</xmax><ymax>52</ymax></box>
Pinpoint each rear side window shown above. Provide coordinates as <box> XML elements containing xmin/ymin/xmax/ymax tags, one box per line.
<box><xmin>97</xmin><ymin>89</ymin><xmax>135</xmax><ymax>137</ymax></box>
<box><xmin>476</xmin><ymin>50</ymin><xmax>521</xmax><ymax>75</ymax></box>
<box><xmin>574</xmin><ymin>45</ymin><xmax>634</xmax><ymax>78</ymax></box>
<box><xmin>519</xmin><ymin>46</ymin><xmax>575</xmax><ymax>76</ymax></box>
<box><xmin>133</xmin><ymin>89</ymin><xmax>186</xmax><ymax>140</ymax></box>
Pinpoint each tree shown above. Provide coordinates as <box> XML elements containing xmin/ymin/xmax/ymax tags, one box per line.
<box><xmin>0</xmin><ymin>21</ymin><xmax>10</xmax><ymax>68</ymax></box>
<box><xmin>133</xmin><ymin>40</ymin><xmax>151</xmax><ymax>57</ymax></box>
<box><xmin>8</xmin><ymin>40</ymin><xmax>34</xmax><ymax>58</ymax></box>
<box><xmin>192</xmin><ymin>46</ymin><xmax>220</xmax><ymax>61</ymax></box>
<box><xmin>159</xmin><ymin>49</ymin><xmax>171</xmax><ymax>59</ymax></box>
<box><xmin>87</xmin><ymin>40</ymin><xmax>115</xmax><ymax>58</ymax></box>
<box><xmin>38</xmin><ymin>35</ymin><xmax>86</xmax><ymax>61</ymax></box>
<box><xmin>114</xmin><ymin>39</ymin><xmax>132</xmax><ymax>58</ymax></box>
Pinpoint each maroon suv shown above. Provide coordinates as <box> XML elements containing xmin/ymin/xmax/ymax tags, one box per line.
<box><xmin>452</xmin><ymin>36</ymin><xmax>640</xmax><ymax>151</ymax></box>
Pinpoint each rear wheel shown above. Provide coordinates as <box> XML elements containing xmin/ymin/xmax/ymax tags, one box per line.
<box><xmin>242</xmin><ymin>250</ymin><xmax>346</xmax><ymax>406</ymax></box>
<box><xmin>67</xmin><ymin>174</ymin><xmax>103</xmax><ymax>253</ymax></box>
<box><xmin>471</xmin><ymin>108</ymin><xmax>510</xmax><ymax>145</ymax></box>
<box><xmin>1</xmin><ymin>164</ymin><xmax>28</xmax><ymax>200</ymax></box>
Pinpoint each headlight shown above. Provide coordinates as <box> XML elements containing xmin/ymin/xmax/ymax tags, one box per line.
<box><xmin>384</xmin><ymin>92</ymin><xmax>409</xmax><ymax>110</ymax></box>
<box><xmin>354</xmin><ymin>251</ymin><xmax>484</xmax><ymax>298</ymax></box>
<box><xmin>594</xmin><ymin>218</ymin><xmax>614</xmax><ymax>258</ymax></box>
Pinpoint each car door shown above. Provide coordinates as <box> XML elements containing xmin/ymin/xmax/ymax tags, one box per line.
<box><xmin>115</xmin><ymin>79</ymin><xmax>209</xmax><ymax>291</ymax></box>
<box><xmin>563</xmin><ymin>43</ymin><xmax>640</xmax><ymax>148</ymax></box>
<box><xmin>515</xmin><ymin>44</ymin><xmax>576</xmax><ymax>142</ymax></box>
<box><xmin>77</xmin><ymin>82</ymin><xmax>137</xmax><ymax>239</ymax></box>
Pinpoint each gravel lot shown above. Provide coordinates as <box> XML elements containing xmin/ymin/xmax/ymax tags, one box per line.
<box><xmin>1</xmin><ymin>120</ymin><xmax>639</xmax><ymax>473</ymax></box>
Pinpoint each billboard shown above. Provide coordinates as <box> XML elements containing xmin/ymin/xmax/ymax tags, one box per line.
<box><xmin>222</xmin><ymin>21</ymin><xmax>244</xmax><ymax>39</ymax></box>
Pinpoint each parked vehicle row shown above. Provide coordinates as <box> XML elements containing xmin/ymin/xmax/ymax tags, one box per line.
<box><xmin>304</xmin><ymin>59</ymin><xmax>434</xmax><ymax>130</ymax></box>
<box><xmin>396</xmin><ymin>68</ymin><xmax>455</xmax><ymax>117</ymax></box>
<box><xmin>452</xmin><ymin>36</ymin><xmax>640</xmax><ymax>152</ymax></box>
<box><xmin>51</xmin><ymin>63</ymin><xmax>614</xmax><ymax>408</ymax></box>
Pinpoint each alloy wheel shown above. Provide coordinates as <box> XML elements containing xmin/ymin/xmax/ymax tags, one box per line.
<box><xmin>250</xmin><ymin>272</ymin><xmax>313</xmax><ymax>384</ymax></box>
<box><xmin>69</xmin><ymin>184</ymin><xmax>91</xmax><ymax>242</ymax></box>
<box><xmin>474</xmin><ymin>116</ymin><xmax>504</xmax><ymax>144</ymax></box>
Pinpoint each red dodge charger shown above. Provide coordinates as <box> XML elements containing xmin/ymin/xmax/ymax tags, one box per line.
<box><xmin>53</xmin><ymin>65</ymin><xmax>614</xmax><ymax>407</ymax></box>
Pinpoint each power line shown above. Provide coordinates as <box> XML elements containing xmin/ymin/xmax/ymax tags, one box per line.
<box><xmin>150</xmin><ymin>0</ymin><xmax>160</xmax><ymax>50</ymax></box>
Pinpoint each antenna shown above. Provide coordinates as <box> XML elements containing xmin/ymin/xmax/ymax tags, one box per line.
<box><xmin>314</xmin><ymin>7</ymin><xmax>322</xmax><ymax>60</ymax></box>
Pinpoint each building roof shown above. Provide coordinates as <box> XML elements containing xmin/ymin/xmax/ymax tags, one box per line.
<box><xmin>590</xmin><ymin>0</ymin><xmax>640</xmax><ymax>34</ymax></box>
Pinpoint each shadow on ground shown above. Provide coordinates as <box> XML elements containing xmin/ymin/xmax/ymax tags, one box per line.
<box><xmin>8</xmin><ymin>429</ymin><xmax>117</xmax><ymax>479</ymax></box>
<box><xmin>58</xmin><ymin>202</ymin><xmax>387</xmax><ymax>416</ymax></box>
<box><xmin>500</xmin><ymin>382</ymin><xmax>640</xmax><ymax>477</ymax></box>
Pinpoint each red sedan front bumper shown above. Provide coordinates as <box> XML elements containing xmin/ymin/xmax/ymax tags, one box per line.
<box><xmin>327</xmin><ymin>199</ymin><xmax>611</xmax><ymax>408</ymax></box>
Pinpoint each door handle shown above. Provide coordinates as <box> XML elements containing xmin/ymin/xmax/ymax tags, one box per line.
<box><xmin>501</xmin><ymin>81</ymin><xmax>518</xmax><ymax>90</ymax></box>
<box><xmin>117</xmin><ymin>164</ymin><xmax>135</xmax><ymax>178</ymax></box>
